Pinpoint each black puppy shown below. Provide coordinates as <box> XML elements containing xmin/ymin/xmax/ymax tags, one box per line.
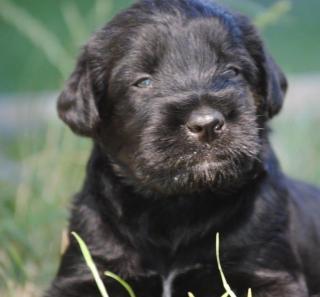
<box><xmin>46</xmin><ymin>0</ymin><xmax>320</xmax><ymax>296</ymax></box>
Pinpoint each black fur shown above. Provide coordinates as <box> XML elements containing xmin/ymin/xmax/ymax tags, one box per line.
<box><xmin>47</xmin><ymin>1</ymin><xmax>320</xmax><ymax>296</ymax></box>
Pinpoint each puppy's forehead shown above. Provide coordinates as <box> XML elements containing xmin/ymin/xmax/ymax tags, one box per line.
<box><xmin>139</xmin><ymin>19</ymin><xmax>230</xmax><ymax>59</ymax></box>
<box><xmin>114</xmin><ymin>17</ymin><xmax>242</xmax><ymax>78</ymax></box>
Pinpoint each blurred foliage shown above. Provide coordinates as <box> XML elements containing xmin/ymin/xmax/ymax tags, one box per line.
<box><xmin>0</xmin><ymin>0</ymin><xmax>320</xmax><ymax>92</ymax></box>
<box><xmin>0</xmin><ymin>0</ymin><xmax>118</xmax><ymax>79</ymax></box>
<box><xmin>0</xmin><ymin>123</ymin><xmax>91</xmax><ymax>296</ymax></box>
<box><xmin>272</xmin><ymin>110</ymin><xmax>320</xmax><ymax>185</ymax></box>
<box><xmin>253</xmin><ymin>0</ymin><xmax>291</xmax><ymax>29</ymax></box>
<box><xmin>0</xmin><ymin>0</ymin><xmax>134</xmax><ymax>93</ymax></box>
<box><xmin>221</xmin><ymin>0</ymin><xmax>320</xmax><ymax>73</ymax></box>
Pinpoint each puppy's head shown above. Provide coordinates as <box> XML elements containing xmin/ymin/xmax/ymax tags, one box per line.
<box><xmin>58</xmin><ymin>0</ymin><xmax>287</xmax><ymax>195</ymax></box>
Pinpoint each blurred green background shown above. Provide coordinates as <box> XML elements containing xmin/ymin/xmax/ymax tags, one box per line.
<box><xmin>0</xmin><ymin>0</ymin><xmax>319</xmax><ymax>296</ymax></box>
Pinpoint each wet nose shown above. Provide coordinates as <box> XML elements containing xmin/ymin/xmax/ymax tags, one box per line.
<box><xmin>186</xmin><ymin>107</ymin><xmax>225</xmax><ymax>142</ymax></box>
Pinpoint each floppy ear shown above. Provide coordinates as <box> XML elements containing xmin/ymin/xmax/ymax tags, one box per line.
<box><xmin>264</xmin><ymin>53</ymin><xmax>288</xmax><ymax>118</ymax></box>
<box><xmin>57</xmin><ymin>48</ymin><xmax>100</xmax><ymax>137</ymax></box>
<box><xmin>236</xmin><ymin>15</ymin><xmax>288</xmax><ymax>119</ymax></box>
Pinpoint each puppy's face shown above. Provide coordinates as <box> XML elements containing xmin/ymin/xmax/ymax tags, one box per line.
<box><xmin>105</xmin><ymin>18</ymin><xmax>261</xmax><ymax>193</ymax></box>
<box><xmin>58</xmin><ymin>0</ymin><xmax>287</xmax><ymax>195</ymax></box>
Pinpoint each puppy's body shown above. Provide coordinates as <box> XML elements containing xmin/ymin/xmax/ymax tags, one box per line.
<box><xmin>48</xmin><ymin>147</ymin><xmax>320</xmax><ymax>297</ymax></box>
<box><xmin>46</xmin><ymin>0</ymin><xmax>320</xmax><ymax>296</ymax></box>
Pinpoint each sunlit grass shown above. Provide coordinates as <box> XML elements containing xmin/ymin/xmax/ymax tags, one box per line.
<box><xmin>216</xmin><ymin>233</ymin><xmax>237</xmax><ymax>297</ymax></box>
<box><xmin>72</xmin><ymin>231</ymin><xmax>138</xmax><ymax>297</ymax></box>
<box><xmin>0</xmin><ymin>122</ymin><xmax>91</xmax><ymax>295</ymax></box>
<box><xmin>104</xmin><ymin>272</ymin><xmax>137</xmax><ymax>297</ymax></box>
<box><xmin>72</xmin><ymin>232</ymin><xmax>110</xmax><ymax>297</ymax></box>
<box><xmin>73</xmin><ymin>232</ymin><xmax>253</xmax><ymax>297</ymax></box>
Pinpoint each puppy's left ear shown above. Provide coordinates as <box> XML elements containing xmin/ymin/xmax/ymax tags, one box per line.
<box><xmin>57</xmin><ymin>47</ymin><xmax>101</xmax><ymax>137</ymax></box>
<box><xmin>237</xmin><ymin>15</ymin><xmax>288</xmax><ymax>119</ymax></box>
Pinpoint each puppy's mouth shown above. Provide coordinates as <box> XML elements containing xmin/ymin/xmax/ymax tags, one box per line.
<box><xmin>130</xmin><ymin>133</ymin><xmax>261</xmax><ymax>194</ymax></box>
<box><xmin>171</xmin><ymin>159</ymin><xmax>226</xmax><ymax>181</ymax></box>
<box><xmin>132</xmin><ymin>148</ymin><xmax>239</xmax><ymax>192</ymax></box>
<box><xmin>171</xmin><ymin>148</ymin><xmax>226</xmax><ymax>170</ymax></box>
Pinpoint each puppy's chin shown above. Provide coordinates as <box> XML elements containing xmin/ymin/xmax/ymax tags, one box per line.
<box><xmin>129</xmin><ymin>153</ymin><xmax>260</xmax><ymax>196</ymax></box>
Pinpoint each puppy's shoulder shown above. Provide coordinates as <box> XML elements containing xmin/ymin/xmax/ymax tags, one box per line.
<box><xmin>285</xmin><ymin>177</ymin><xmax>320</xmax><ymax>291</ymax></box>
<box><xmin>286</xmin><ymin>177</ymin><xmax>320</xmax><ymax>207</ymax></box>
<box><xmin>285</xmin><ymin>177</ymin><xmax>320</xmax><ymax>225</ymax></box>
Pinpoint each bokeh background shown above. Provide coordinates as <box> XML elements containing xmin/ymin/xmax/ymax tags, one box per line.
<box><xmin>0</xmin><ymin>0</ymin><xmax>319</xmax><ymax>296</ymax></box>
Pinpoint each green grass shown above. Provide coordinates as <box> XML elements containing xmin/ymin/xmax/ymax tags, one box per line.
<box><xmin>0</xmin><ymin>122</ymin><xmax>91</xmax><ymax>296</ymax></box>
<box><xmin>72</xmin><ymin>232</ymin><xmax>111</xmax><ymax>297</ymax></box>
<box><xmin>0</xmin><ymin>0</ymin><xmax>134</xmax><ymax>92</ymax></box>
<box><xmin>73</xmin><ymin>231</ymin><xmax>252</xmax><ymax>297</ymax></box>
<box><xmin>72</xmin><ymin>232</ymin><xmax>138</xmax><ymax>297</ymax></box>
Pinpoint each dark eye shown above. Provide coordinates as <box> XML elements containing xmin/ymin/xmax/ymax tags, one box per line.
<box><xmin>134</xmin><ymin>77</ymin><xmax>153</xmax><ymax>88</ymax></box>
<box><xmin>223</xmin><ymin>66</ymin><xmax>240</xmax><ymax>77</ymax></box>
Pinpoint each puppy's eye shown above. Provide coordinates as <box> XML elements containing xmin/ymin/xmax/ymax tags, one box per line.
<box><xmin>223</xmin><ymin>66</ymin><xmax>240</xmax><ymax>77</ymax></box>
<box><xmin>134</xmin><ymin>77</ymin><xmax>153</xmax><ymax>88</ymax></box>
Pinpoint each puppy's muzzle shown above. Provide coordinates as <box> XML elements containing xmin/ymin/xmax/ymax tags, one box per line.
<box><xmin>186</xmin><ymin>106</ymin><xmax>225</xmax><ymax>143</ymax></box>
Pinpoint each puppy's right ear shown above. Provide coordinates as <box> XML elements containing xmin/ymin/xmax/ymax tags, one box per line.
<box><xmin>57</xmin><ymin>49</ymin><xmax>100</xmax><ymax>137</ymax></box>
<box><xmin>236</xmin><ymin>14</ymin><xmax>288</xmax><ymax>119</ymax></box>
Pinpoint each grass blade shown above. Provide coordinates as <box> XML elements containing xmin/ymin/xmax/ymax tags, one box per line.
<box><xmin>216</xmin><ymin>233</ymin><xmax>237</xmax><ymax>297</ymax></box>
<box><xmin>72</xmin><ymin>232</ymin><xmax>110</xmax><ymax>297</ymax></box>
<box><xmin>104</xmin><ymin>271</ymin><xmax>136</xmax><ymax>297</ymax></box>
<box><xmin>91</xmin><ymin>0</ymin><xmax>114</xmax><ymax>27</ymax></box>
<box><xmin>254</xmin><ymin>0</ymin><xmax>291</xmax><ymax>29</ymax></box>
<box><xmin>0</xmin><ymin>0</ymin><xmax>72</xmax><ymax>77</ymax></box>
<box><xmin>61</xmin><ymin>1</ymin><xmax>89</xmax><ymax>47</ymax></box>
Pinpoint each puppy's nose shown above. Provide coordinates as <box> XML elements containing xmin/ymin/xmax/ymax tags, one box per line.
<box><xmin>186</xmin><ymin>107</ymin><xmax>225</xmax><ymax>142</ymax></box>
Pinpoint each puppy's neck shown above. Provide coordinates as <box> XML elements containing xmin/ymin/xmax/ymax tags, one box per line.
<box><xmin>82</xmin><ymin>144</ymin><xmax>279</xmax><ymax>222</ymax></box>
